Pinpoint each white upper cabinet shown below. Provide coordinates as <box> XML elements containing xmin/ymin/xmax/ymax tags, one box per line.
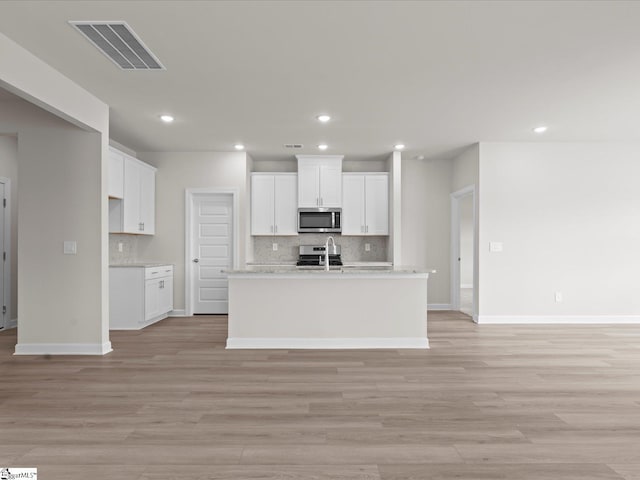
<box><xmin>296</xmin><ymin>155</ymin><xmax>343</xmax><ymax>207</ymax></box>
<box><xmin>364</xmin><ymin>174</ymin><xmax>389</xmax><ymax>235</ymax></box>
<box><xmin>251</xmin><ymin>173</ymin><xmax>298</xmax><ymax>235</ymax></box>
<box><xmin>342</xmin><ymin>173</ymin><xmax>389</xmax><ymax>236</ymax></box>
<box><xmin>274</xmin><ymin>174</ymin><xmax>298</xmax><ymax>235</ymax></box>
<box><xmin>108</xmin><ymin>147</ymin><xmax>124</xmax><ymax>199</ymax></box>
<box><xmin>109</xmin><ymin>148</ymin><xmax>156</xmax><ymax>235</ymax></box>
<box><xmin>139</xmin><ymin>163</ymin><xmax>156</xmax><ymax>234</ymax></box>
<box><xmin>342</xmin><ymin>174</ymin><xmax>366</xmax><ymax>234</ymax></box>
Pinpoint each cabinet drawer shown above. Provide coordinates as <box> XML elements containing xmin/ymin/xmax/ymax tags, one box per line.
<box><xmin>145</xmin><ymin>265</ymin><xmax>173</xmax><ymax>279</ymax></box>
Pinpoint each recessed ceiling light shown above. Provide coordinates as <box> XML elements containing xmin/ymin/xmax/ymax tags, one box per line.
<box><xmin>394</xmin><ymin>144</ymin><xmax>405</xmax><ymax>150</ymax></box>
<box><xmin>159</xmin><ymin>114</ymin><xmax>174</xmax><ymax>123</ymax></box>
<box><xmin>316</xmin><ymin>114</ymin><xmax>331</xmax><ymax>123</ymax></box>
<box><xmin>318</xmin><ymin>144</ymin><xmax>328</xmax><ymax>151</ymax></box>
<box><xmin>415</xmin><ymin>155</ymin><xmax>425</xmax><ymax>160</ymax></box>
<box><xmin>234</xmin><ymin>144</ymin><xmax>245</xmax><ymax>150</ymax></box>
<box><xmin>533</xmin><ymin>126</ymin><xmax>548</xmax><ymax>134</ymax></box>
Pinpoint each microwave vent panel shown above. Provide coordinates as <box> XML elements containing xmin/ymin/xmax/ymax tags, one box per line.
<box><xmin>70</xmin><ymin>21</ymin><xmax>165</xmax><ymax>70</ymax></box>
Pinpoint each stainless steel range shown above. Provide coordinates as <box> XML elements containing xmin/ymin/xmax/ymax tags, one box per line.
<box><xmin>296</xmin><ymin>245</ymin><xmax>343</xmax><ymax>267</ymax></box>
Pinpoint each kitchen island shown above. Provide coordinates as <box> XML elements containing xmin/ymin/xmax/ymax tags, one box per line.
<box><xmin>226</xmin><ymin>266</ymin><xmax>431</xmax><ymax>349</ymax></box>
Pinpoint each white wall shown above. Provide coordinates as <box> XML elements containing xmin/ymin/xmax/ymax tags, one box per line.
<box><xmin>0</xmin><ymin>98</ymin><xmax>109</xmax><ymax>351</ymax></box>
<box><xmin>401</xmin><ymin>157</ymin><xmax>452</xmax><ymax>306</ymax></box>
<box><xmin>452</xmin><ymin>143</ymin><xmax>480</xmax><ymax>193</ymax></box>
<box><xmin>137</xmin><ymin>151</ymin><xmax>249</xmax><ymax>312</ymax></box>
<box><xmin>478</xmin><ymin>142</ymin><xmax>640</xmax><ymax>321</ymax></box>
<box><xmin>0</xmin><ymin>135</ymin><xmax>18</xmax><ymax>322</ymax></box>
<box><xmin>0</xmin><ymin>31</ymin><xmax>110</xmax><ymax>354</ymax></box>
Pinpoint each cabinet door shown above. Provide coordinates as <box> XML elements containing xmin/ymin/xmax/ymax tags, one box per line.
<box><xmin>298</xmin><ymin>163</ymin><xmax>320</xmax><ymax>207</ymax></box>
<box><xmin>139</xmin><ymin>164</ymin><xmax>156</xmax><ymax>235</ymax></box>
<box><xmin>123</xmin><ymin>158</ymin><xmax>142</xmax><ymax>233</ymax></box>
<box><xmin>251</xmin><ymin>175</ymin><xmax>276</xmax><ymax>235</ymax></box>
<box><xmin>273</xmin><ymin>174</ymin><xmax>298</xmax><ymax>235</ymax></box>
<box><xmin>342</xmin><ymin>175</ymin><xmax>366</xmax><ymax>235</ymax></box>
<box><xmin>159</xmin><ymin>276</ymin><xmax>173</xmax><ymax>314</ymax></box>
<box><xmin>319</xmin><ymin>162</ymin><xmax>342</xmax><ymax>207</ymax></box>
<box><xmin>365</xmin><ymin>174</ymin><xmax>389</xmax><ymax>235</ymax></box>
<box><xmin>144</xmin><ymin>278</ymin><xmax>161</xmax><ymax>321</ymax></box>
<box><xmin>108</xmin><ymin>148</ymin><xmax>124</xmax><ymax>199</ymax></box>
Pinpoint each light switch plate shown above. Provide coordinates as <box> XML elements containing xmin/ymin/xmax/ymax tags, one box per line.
<box><xmin>365</xmin><ymin>243</ymin><xmax>371</xmax><ymax>252</ymax></box>
<box><xmin>63</xmin><ymin>240</ymin><xmax>77</xmax><ymax>255</ymax></box>
<box><xmin>489</xmin><ymin>241</ymin><xmax>503</xmax><ymax>252</ymax></box>
<box><xmin>118</xmin><ymin>242</ymin><xmax>123</xmax><ymax>253</ymax></box>
<box><xmin>272</xmin><ymin>243</ymin><xmax>278</xmax><ymax>251</ymax></box>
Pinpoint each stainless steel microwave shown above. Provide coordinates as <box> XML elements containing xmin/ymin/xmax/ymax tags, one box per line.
<box><xmin>298</xmin><ymin>208</ymin><xmax>342</xmax><ymax>233</ymax></box>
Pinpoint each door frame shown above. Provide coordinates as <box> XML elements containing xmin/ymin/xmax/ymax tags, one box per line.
<box><xmin>0</xmin><ymin>177</ymin><xmax>10</xmax><ymax>330</ymax></box>
<box><xmin>184</xmin><ymin>188</ymin><xmax>239</xmax><ymax>317</ymax></box>
<box><xmin>450</xmin><ymin>185</ymin><xmax>478</xmax><ymax>322</ymax></box>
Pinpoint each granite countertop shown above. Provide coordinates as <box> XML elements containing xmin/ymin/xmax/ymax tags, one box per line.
<box><xmin>227</xmin><ymin>265</ymin><xmax>435</xmax><ymax>275</ymax></box>
<box><xmin>110</xmin><ymin>263</ymin><xmax>173</xmax><ymax>268</ymax></box>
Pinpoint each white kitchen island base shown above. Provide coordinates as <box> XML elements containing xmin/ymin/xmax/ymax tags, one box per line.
<box><xmin>227</xmin><ymin>269</ymin><xmax>429</xmax><ymax>349</ymax></box>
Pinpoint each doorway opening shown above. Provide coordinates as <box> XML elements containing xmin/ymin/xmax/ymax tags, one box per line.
<box><xmin>0</xmin><ymin>177</ymin><xmax>10</xmax><ymax>330</ymax></box>
<box><xmin>450</xmin><ymin>185</ymin><xmax>477</xmax><ymax>321</ymax></box>
<box><xmin>185</xmin><ymin>188</ymin><xmax>239</xmax><ymax>316</ymax></box>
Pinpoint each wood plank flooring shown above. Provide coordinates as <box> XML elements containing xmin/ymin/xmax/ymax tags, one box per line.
<box><xmin>0</xmin><ymin>311</ymin><xmax>639</xmax><ymax>479</ymax></box>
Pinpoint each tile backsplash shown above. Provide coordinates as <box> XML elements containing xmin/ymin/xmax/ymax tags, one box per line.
<box><xmin>252</xmin><ymin>234</ymin><xmax>388</xmax><ymax>263</ymax></box>
<box><xmin>109</xmin><ymin>234</ymin><xmax>141</xmax><ymax>264</ymax></box>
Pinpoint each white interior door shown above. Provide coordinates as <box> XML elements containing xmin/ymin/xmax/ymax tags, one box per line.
<box><xmin>0</xmin><ymin>182</ymin><xmax>4</xmax><ymax>329</ymax></box>
<box><xmin>191</xmin><ymin>194</ymin><xmax>233</xmax><ymax>314</ymax></box>
<box><xmin>458</xmin><ymin>194</ymin><xmax>474</xmax><ymax>316</ymax></box>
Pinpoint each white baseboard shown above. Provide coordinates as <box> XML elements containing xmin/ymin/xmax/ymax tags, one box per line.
<box><xmin>15</xmin><ymin>341</ymin><xmax>113</xmax><ymax>355</ymax></box>
<box><xmin>111</xmin><ymin>313</ymin><xmax>168</xmax><ymax>331</ymax></box>
<box><xmin>1</xmin><ymin>317</ymin><xmax>17</xmax><ymax>329</ymax></box>
<box><xmin>477</xmin><ymin>315</ymin><xmax>640</xmax><ymax>325</ymax></box>
<box><xmin>226</xmin><ymin>337</ymin><xmax>429</xmax><ymax>349</ymax></box>
<box><xmin>428</xmin><ymin>304</ymin><xmax>452</xmax><ymax>311</ymax></box>
<box><xmin>460</xmin><ymin>284</ymin><xmax>473</xmax><ymax>289</ymax></box>
<box><xmin>169</xmin><ymin>309</ymin><xmax>186</xmax><ymax>317</ymax></box>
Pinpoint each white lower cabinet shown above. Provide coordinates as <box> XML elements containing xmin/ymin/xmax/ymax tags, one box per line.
<box><xmin>110</xmin><ymin>265</ymin><xmax>173</xmax><ymax>330</ymax></box>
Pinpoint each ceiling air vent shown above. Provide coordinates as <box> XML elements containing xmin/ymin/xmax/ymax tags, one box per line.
<box><xmin>70</xmin><ymin>21</ymin><xmax>165</xmax><ymax>70</ymax></box>
<box><xmin>284</xmin><ymin>144</ymin><xmax>304</xmax><ymax>149</ymax></box>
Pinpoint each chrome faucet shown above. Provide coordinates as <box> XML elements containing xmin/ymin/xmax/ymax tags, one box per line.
<box><xmin>324</xmin><ymin>236</ymin><xmax>336</xmax><ymax>271</ymax></box>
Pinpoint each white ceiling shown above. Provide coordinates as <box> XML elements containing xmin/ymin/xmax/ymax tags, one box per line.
<box><xmin>1</xmin><ymin>1</ymin><xmax>640</xmax><ymax>161</ymax></box>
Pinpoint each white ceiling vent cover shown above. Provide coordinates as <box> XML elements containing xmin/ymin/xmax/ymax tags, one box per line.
<box><xmin>70</xmin><ymin>21</ymin><xmax>165</xmax><ymax>70</ymax></box>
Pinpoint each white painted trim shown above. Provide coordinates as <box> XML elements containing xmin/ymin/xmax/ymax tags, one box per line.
<box><xmin>226</xmin><ymin>337</ymin><xmax>429</xmax><ymax>349</ymax></box>
<box><xmin>185</xmin><ymin>188</ymin><xmax>239</xmax><ymax>316</ymax></box>
<box><xmin>477</xmin><ymin>315</ymin><xmax>640</xmax><ymax>325</ymax></box>
<box><xmin>450</xmin><ymin>185</ymin><xmax>477</xmax><ymax>319</ymax></box>
<box><xmin>0</xmin><ymin>177</ymin><xmax>10</xmax><ymax>331</ymax></box>
<box><xmin>428</xmin><ymin>304</ymin><xmax>452</xmax><ymax>311</ymax></box>
<box><xmin>169</xmin><ymin>309</ymin><xmax>186</xmax><ymax>317</ymax></box>
<box><xmin>110</xmin><ymin>312</ymin><xmax>168</xmax><ymax>331</ymax></box>
<box><xmin>15</xmin><ymin>341</ymin><xmax>113</xmax><ymax>355</ymax></box>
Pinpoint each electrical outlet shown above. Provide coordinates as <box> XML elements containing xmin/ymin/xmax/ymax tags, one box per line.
<box><xmin>118</xmin><ymin>242</ymin><xmax>123</xmax><ymax>253</ymax></box>
<box><xmin>555</xmin><ymin>291</ymin><xmax>563</xmax><ymax>303</ymax></box>
<box><xmin>489</xmin><ymin>241</ymin><xmax>503</xmax><ymax>252</ymax></box>
<box><xmin>272</xmin><ymin>243</ymin><xmax>278</xmax><ymax>251</ymax></box>
<box><xmin>365</xmin><ymin>243</ymin><xmax>371</xmax><ymax>252</ymax></box>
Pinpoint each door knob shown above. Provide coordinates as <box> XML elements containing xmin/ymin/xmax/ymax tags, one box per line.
<box><xmin>193</xmin><ymin>258</ymin><xmax>199</xmax><ymax>263</ymax></box>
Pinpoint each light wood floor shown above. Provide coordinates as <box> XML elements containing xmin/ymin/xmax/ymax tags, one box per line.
<box><xmin>1</xmin><ymin>312</ymin><xmax>639</xmax><ymax>479</ymax></box>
